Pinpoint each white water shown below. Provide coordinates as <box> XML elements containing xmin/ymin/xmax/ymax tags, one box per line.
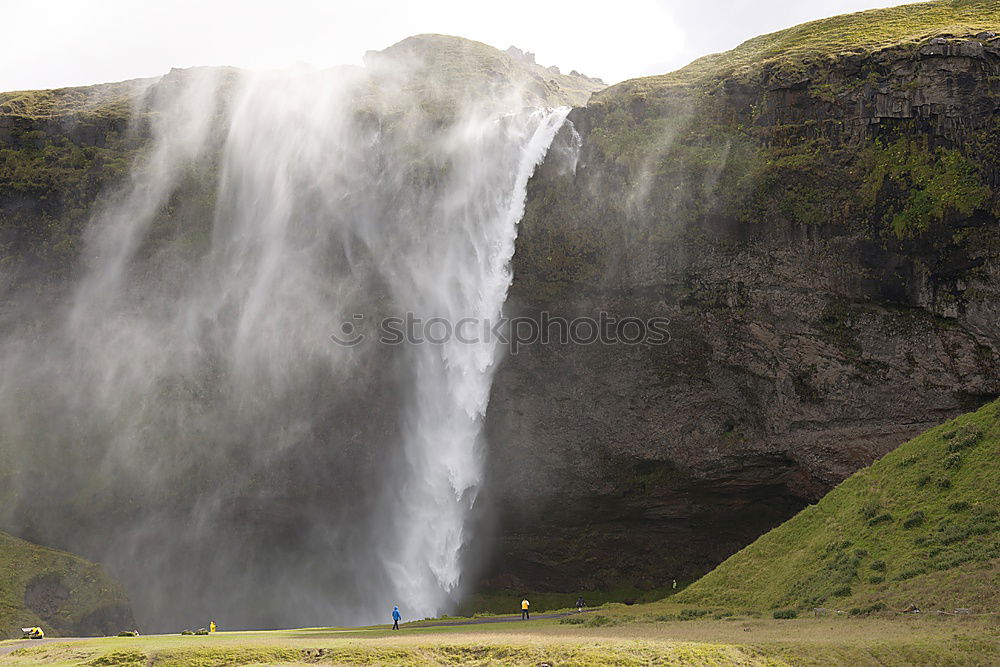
<box><xmin>382</xmin><ymin>107</ymin><xmax>570</xmax><ymax>611</ymax></box>
<box><xmin>0</xmin><ymin>57</ymin><xmax>569</xmax><ymax>628</ymax></box>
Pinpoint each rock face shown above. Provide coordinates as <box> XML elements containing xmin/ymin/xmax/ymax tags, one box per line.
<box><xmin>480</xmin><ymin>32</ymin><xmax>1000</xmax><ymax>592</ymax></box>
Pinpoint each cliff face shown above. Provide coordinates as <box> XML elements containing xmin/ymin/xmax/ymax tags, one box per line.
<box><xmin>482</xmin><ymin>20</ymin><xmax>1000</xmax><ymax>592</ymax></box>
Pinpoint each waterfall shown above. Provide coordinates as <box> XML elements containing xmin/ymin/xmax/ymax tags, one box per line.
<box><xmin>0</xmin><ymin>55</ymin><xmax>570</xmax><ymax>629</ymax></box>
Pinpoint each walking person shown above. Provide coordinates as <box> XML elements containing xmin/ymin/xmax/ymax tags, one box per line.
<box><xmin>521</xmin><ymin>597</ymin><xmax>530</xmax><ymax>620</ymax></box>
<box><xmin>392</xmin><ymin>605</ymin><xmax>401</xmax><ymax>630</ymax></box>
<box><xmin>576</xmin><ymin>595</ymin><xmax>585</xmax><ymax>612</ymax></box>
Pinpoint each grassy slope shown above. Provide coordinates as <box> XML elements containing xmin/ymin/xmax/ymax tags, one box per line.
<box><xmin>0</xmin><ymin>80</ymin><xmax>149</xmax><ymax>120</ymax></box>
<box><xmin>676</xmin><ymin>399</ymin><xmax>1000</xmax><ymax>613</ymax></box>
<box><xmin>0</xmin><ymin>531</ymin><xmax>132</xmax><ymax>639</ymax></box>
<box><xmin>598</xmin><ymin>0</ymin><xmax>1000</xmax><ymax>98</ymax></box>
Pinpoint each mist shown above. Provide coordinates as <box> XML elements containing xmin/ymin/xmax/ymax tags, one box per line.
<box><xmin>0</xmin><ymin>41</ymin><xmax>570</xmax><ymax>630</ymax></box>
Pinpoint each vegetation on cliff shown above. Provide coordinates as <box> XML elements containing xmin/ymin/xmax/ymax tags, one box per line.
<box><xmin>677</xmin><ymin>399</ymin><xmax>1000</xmax><ymax>613</ymax></box>
<box><xmin>515</xmin><ymin>0</ymin><xmax>1000</xmax><ymax>303</ymax></box>
<box><xmin>603</xmin><ymin>0</ymin><xmax>1000</xmax><ymax>92</ymax></box>
<box><xmin>0</xmin><ymin>531</ymin><xmax>134</xmax><ymax>638</ymax></box>
<box><xmin>0</xmin><ymin>37</ymin><xmax>603</xmax><ymax>287</ymax></box>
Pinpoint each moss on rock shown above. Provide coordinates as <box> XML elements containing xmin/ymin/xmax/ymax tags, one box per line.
<box><xmin>0</xmin><ymin>530</ymin><xmax>135</xmax><ymax>638</ymax></box>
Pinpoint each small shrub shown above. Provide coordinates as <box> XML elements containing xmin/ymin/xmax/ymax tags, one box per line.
<box><xmin>917</xmin><ymin>475</ymin><xmax>931</xmax><ymax>488</ymax></box>
<box><xmin>903</xmin><ymin>511</ymin><xmax>925</xmax><ymax>528</ymax></box>
<box><xmin>938</xmin><ymin>521</ymin><xmax>970</xmax><ymax>545</ymax></box>
<box><xmin>832</xmin><ymin>585</ymin><xmax>852</xmax><ymax>597</ymax></box>
<box><xmin>936</xmin><ymin>478</ymin><xmax>952</xmax><ymax>490</ymax></box>
<box><xmin>773</xmin><ymin>609</ymin><xmax>798</xmax><ymax>619</ymax></box>
<box><xmin>894</xmin><ymin>567</ymin><xmax>927</xmax><ymax>581</ymax></box>
<box><xmin>679</xmin><ymin>609</ymin><xmax>712</xmax><ymax>621</ymax></box>
<box><xmin>869</xmin><ymin>575</ymin><xmax>885</xmax><ymax>584</ymax></box>
<box><xmin>948</xmin><ymin>501</ymin><xmax>971</xmax><ymax>513</ymax></box>
<box><xmin>868</xmin><ymin>513</ymin><xmax>893</xmax><ymax>527</ymax></box>
<box><xmin>969</xmin><ymin>511</ymin><xmax>998</xmax><ymax>535</ymax></box>
<box><xmin>870</xmin><ymin>560</ymin><xmax>886</xmax><ymax>571</ymax></box>
<box><xmin>825</xmin><ymin>540</ymin><xmax>853</xmax><ymax>553</ymax></box>
<box><xmin>933</xmin><ymin>553</ymin><xmax>974</xmax><ymax>570</ymax></box>
<box><xmin>559</xmin><ymin>615</ymin><xmax>586</xmax><ymax>625</ymax></box>
<box><xmin>181</xmin><ymin>630</ymin><xmax>194</xmax><ymax>635</ymax></box>
<box><xmin>849</xmin><ymin>601</ymin><xmax>887</xmax><ymax>616</ymax></box>
<box><xmin>860</xmin><ymin>501</ymin><xmax>882</xmax><ymax>519</ymax></box>
<box><xmin>944</xmin><ymin>453</ymin><xmax>962</xmax><ymax>469</ymax></box>
<box><xmin>585</xmin><ymin>615</ymin><xmax>612</xmax><ymax>627</ymax></box>
<box><xmin>946</xmin><ymin>426</ymin><xmax>983</xmax><ymax>452</ymax></box>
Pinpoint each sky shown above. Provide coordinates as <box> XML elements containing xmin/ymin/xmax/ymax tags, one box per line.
<box><xmin>1</xmin><ymin>0</ymin><xmax>923</xmax><ymax>92</ymax></box>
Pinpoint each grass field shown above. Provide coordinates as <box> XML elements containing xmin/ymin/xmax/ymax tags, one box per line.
<box><xmin>2</xmin><ymin>609</ymin><xmax>999</xmax><ymax>666</ymax></box>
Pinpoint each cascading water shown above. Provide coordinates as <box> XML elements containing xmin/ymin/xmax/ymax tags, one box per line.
<box><xmin>0</xmin><ymin>45</ymin><xmax>571</xmax><ymax>629</ymax></box>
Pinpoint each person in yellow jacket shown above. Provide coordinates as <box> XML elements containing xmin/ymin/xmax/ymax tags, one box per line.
<box><xmin>209</xmin><ymin>621</ymin><xmax>216</xmax><ymax>633</ymax></box>
<box><xmin>521</xmin><ymin>598</ymin><xmax>530</xmax><ymax>620</ymax></box>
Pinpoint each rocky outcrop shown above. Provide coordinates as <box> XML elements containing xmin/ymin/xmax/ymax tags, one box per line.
<box><xmin>480</xmin><ymin>32</ymin><xmax>1000</xmax><ymax>592</ymax></box>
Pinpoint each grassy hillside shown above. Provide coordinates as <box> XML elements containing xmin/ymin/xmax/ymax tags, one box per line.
<box><xmin>676</xmin><ymin>399</ymin><xmax>1000</xmax><ymax>613</ymax></box>
<box><xmin>601</xmin><ymin>0</ymin><xmax>1000</xmax><ymax>96</ymax></box>
<box><xmin>0</xmin><ymin>531</ymin><xmax>134</xmax><ymax>639</ymax></box>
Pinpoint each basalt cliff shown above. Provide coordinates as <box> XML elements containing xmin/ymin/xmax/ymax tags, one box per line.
<box><xmin>481</xmin><ymin>0</ymin><xmax>1000</xmax><ymax>593</ymax></box>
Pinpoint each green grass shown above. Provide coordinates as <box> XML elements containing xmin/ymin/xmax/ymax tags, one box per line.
<box><xmin>0</xmin><ymin>80</ymin><xmax>148</xmax><ymax>120</ymax></box>
<box><xmin>3</xmin><ymin>615</ymin><xmax>1000</xmax><ymax>666</ymax></box>
<box><xmin>461</xmin><ymin>583</ymin><xmax>675</xmax><ymax>616</ymax></box>
<box><xmin>675</xmin><ymin>399</ymin><xmax>1000</xmax><ymax>613</ymax></box>
<box><xmin>0</xmin><ymin>531</ymin><xmax>133</xmax><ymax>639</ymax></box>
<box><xmin>597</xmin><ymin>0</ymin><xmax>1000</xmax><ymax>98</ymax></box>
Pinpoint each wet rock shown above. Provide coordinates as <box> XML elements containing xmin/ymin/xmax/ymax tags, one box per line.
<box><xmin>483</xmin><ymin>34</ymin><xmax>1000</xmax><ymax>592</ymax></box>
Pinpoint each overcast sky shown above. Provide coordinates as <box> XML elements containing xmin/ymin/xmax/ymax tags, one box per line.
<box><xmin>2</xmin><ymin>0</ymin><xmax>922</xmax><ymax>92</ymax></box>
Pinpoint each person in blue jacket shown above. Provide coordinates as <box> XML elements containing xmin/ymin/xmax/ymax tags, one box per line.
<box><xmin>392</xmin><ymin>605</ymin><xmax>401</xmax><ymax>630</ymax></box>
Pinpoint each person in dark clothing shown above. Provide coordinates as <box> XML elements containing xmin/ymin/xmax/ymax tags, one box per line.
<box><xmin>392</xmin><ymin>605</ymin><xmax>401</xmax><ymax>630</ymax></box>
<box><xmin>576</xmin><ymin>596</ymin><xmax>585</xmax><ymax>612</ymax></box>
